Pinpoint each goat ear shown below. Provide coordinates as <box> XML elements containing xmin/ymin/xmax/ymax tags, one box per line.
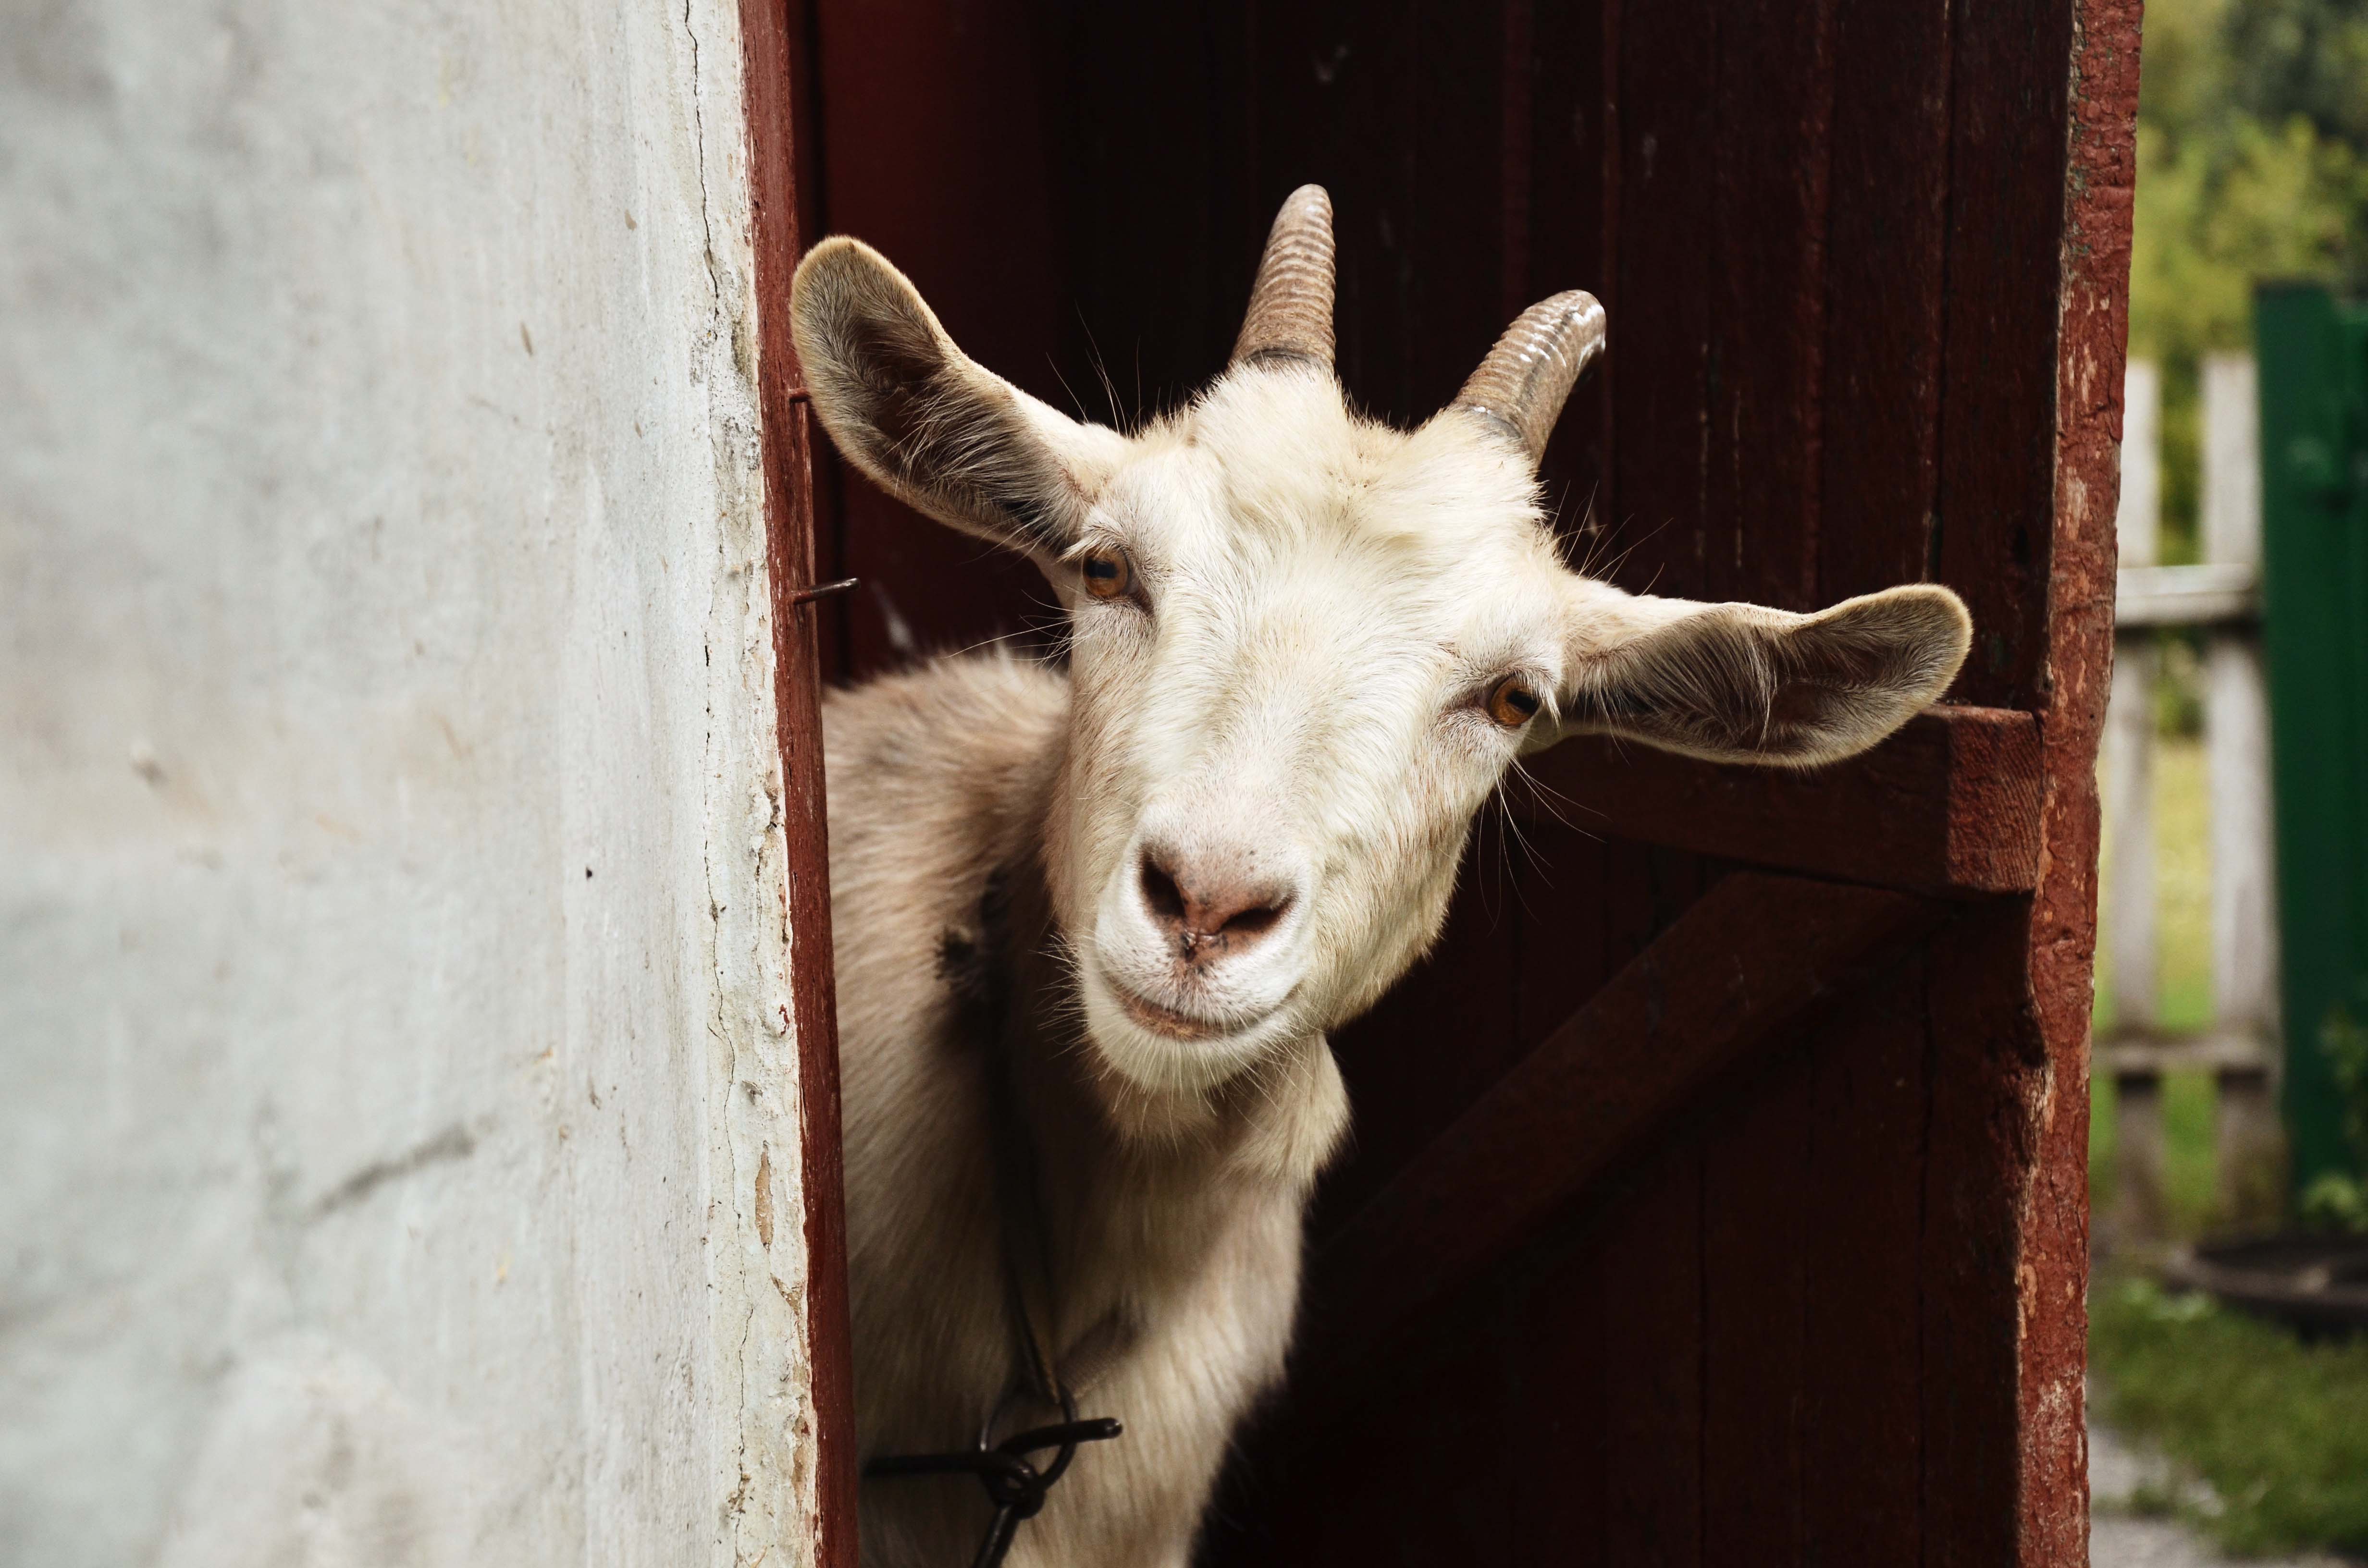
<box><xmin>790</xmin><ymin>237</ymin><xmax>1121</xmax><ymax>560</ymax></box>
<box><xmin>1534</xmin><ymin>580</ymin><xmax>1973</xmax><ymax>767</ymax></box>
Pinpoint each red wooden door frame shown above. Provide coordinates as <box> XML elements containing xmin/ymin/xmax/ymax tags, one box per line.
<box><xmin>741</xmin><ymin>0</ymin><xmax>860</xmax><ymax>1561</ymax></box>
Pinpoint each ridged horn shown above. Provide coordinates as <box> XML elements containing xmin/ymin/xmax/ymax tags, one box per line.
<box><xmin>1231</xmin><ymin>184</ymin><xmax>1336</xmax><ymax>370</ymax></box>
<box><xmin>1451</xmin><ymin>291</ymin><xmax>1607</xmax><ymax>465</ymax></box>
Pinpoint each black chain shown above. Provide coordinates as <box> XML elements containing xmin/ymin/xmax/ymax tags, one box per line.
<box><xmin>864</xmin><ymin>1388</ymin><xmax>1123</xmax><ymax>1568</ymax></box>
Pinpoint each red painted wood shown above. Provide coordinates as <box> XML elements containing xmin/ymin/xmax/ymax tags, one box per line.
<box><xmin>1510</xmin><ymin>1241</ymin><xmax>1610</xmax><ymax>1568</ymax></box>
<box><xmin>1313</xmin><ymin>838</ymin><xmax>1523</xmax><ymax>1231</ymax></box>
<box><xmin>1922</xmin><ymin>904</ymin><xmax>2043</xmax><ymax>1568</ymax></box>
<box><xmin>1702</xmin><ymin>1051</ymin><xmax>1813</xmax><ymax>1566</ymax></box>
<box><xmin>810</xmin><ymin>0</ymin><xmax>1068</xmax><ymax>679</ymax></box>
<box><xmin>1817</xmin><ymin>0</ymin><xmax>1952</xmax><ymax>603</ymax></box>
<box><xmin>1802</xmin><ymin>952</ymin><xmax>1930</xmax><ymax>1563</ymax></box>
<box><xmin>1510</xmin><ymin>814</ymin><xmax>1611</xmax><ymax>1060</ymax></box>
<box><xmin>1936</xmin><ymin>0</ymin><xmax>2073</xmax><ymax>711</ymax></box>
<box><xmin>1703</xmin><ymin>0</ymin><xmax>1836</xmax><ymax>611</ymax></box>
<box><xmin>1518</xmin><ymin>704</ymin><xmax>2047</xmax><ymax>896</ymax></box>
<box><xmin>2020</xmin><ymin>0</ymin><xmax>2140</xmax><ymax>1556</ymax></box>
<box><xmin>1310</xmin><ymin>872</ymin><xmax>1935</xmax><ymax>1375</ymax></box>
<box><xmin>1250</xmin><ymin>0</ymin><xmax>1515</xmax><ymax>426</ymax></box>
<box><xmin>1602</xmin><ymin>1152</ymin><xmax>1705</xmax><ymax>1568</ymax></box>
<box><xmin>741</xmin><ymin>0</ymin><xmax>856</xmax><ymax>1557</ymax></box>
<box><xmin>1032</xmin><ymin>4</ymin><xmax>1263</xmax><ymax>418</ymax></box>
<box><xmin>1605</xmin><ymin>0</ymin><xmax>1715</xmax><ymax>606</ymax></box>
<box><xmin>1599</xmin><ymin>833</ymin><xmax>1664</xmax><ymax>979</ymax></box>
<box><xmin>1517</xmin><ymin>0</ymin><xmax>1609</xmax><ymax>553</ymax></box>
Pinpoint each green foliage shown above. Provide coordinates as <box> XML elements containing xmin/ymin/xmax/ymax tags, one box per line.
<box><xmin>2325</xmin><ymin>996</ymin><xmax>2368</xmax><ymax>1156</ymax></box>
<box><xmin>2092</xmin><ymin>1276</ymin><xmax>2368</xmax><ymax>1555</ymax></box>
<box><xmin>2222</xmin><ymin>0</ymin><xmax>2368</xmax><ymax>150</ymax></box>
<box><xmin>2302</xmin><ymin>999</ymin><xmax>2368</xmax><ymax>1230</ymax></box>
<box><xmin>2299</xmin><ymin>1168</ymin><xmax>2368</xmax><ymax>1230</ymax></box>
<box><xmin>2128</xmin><ymin>0</ymin><xmax>2368</xmax><ymax>555</ymax></box>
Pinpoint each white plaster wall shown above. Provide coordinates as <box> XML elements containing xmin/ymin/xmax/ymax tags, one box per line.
<box><xmin>0</xmin><ymin>0</ymin><xmax>818</xmax><ymax>1563</ymax></box>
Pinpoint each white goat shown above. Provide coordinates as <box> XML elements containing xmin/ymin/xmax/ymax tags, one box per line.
<box><xmin>791</xmin><ymin>185</ymin><xmax>1970</xmax><ymax>1568</ymax></box>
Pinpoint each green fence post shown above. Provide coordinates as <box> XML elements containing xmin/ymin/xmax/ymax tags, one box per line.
<box><xmin>2255</xmin><ymin>282</ymin><xmax>2368</xmax><ymax>1199</ymax></box>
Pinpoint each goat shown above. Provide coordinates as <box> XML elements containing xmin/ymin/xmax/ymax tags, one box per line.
<box><xmin>791</xmin><ymin>185</ymin><xmax>1971</xmax><ymax>1568</ymax></box>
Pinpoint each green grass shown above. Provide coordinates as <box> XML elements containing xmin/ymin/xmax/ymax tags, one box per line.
<box><xmin>2092</xmin><ymin>1276</ymin><xmax>2368</xmax><ymax>1556</ymax></box>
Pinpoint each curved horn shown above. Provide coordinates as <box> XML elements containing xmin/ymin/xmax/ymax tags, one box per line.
<box><xmin>1231</xmin><ymin>184</ymin><xmax>1336</xmax><ymax>370</ymax></box>
<box><xmin>1452</xmin><ymin>291</ymin><xmax>1606</xmax><ymax>465</ymax></box>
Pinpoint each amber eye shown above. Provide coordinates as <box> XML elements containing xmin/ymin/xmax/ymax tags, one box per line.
<box><xmin>1485</xmin><ymin>674</ymin><xmax>1543</xmax><ymax>728</ymax></box>
<box><xmin>1079</xmin><ymin>545</ymin><xmax>1133</xmax><ymax>601</ymax></box>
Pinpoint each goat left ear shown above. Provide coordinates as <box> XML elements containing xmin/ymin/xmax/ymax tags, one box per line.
<box><xmin>790</xmin><ymin>237</ymin><xmax>1123</xmax><ymax>562</ymax></box>
<box><xmin>1533</xmin><ymin>580</ymin><xmax>1973</xmax><ymax>767</ymax></box>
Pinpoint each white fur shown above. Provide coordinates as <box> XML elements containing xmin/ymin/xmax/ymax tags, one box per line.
<box><xmin>800</xmin><ymin>233</ymin><xmax>1971</xmax><ymax>1568</ymax></box>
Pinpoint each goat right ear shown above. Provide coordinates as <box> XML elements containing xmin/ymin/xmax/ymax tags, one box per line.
<box><xmin>790</xmin><ymin>238</ymin><xmax>1121</xmax><ymax>561</ymax></box>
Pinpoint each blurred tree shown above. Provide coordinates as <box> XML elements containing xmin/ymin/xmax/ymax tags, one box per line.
<box><xmin>2127</xmin><ymin>0</ymin><xmax>2368</xmax><ymax>556</ymax></box>
<box><xmin>2223</xmin><ymin>0</ymin><xmax>2368</xmax><ymax>148</ymax></box>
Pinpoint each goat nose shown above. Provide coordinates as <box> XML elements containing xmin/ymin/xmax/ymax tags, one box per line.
<box><xmin>1138</xmin><ymin>849</ymin><xmax>1295</xmax><ymax>961</ymax></box>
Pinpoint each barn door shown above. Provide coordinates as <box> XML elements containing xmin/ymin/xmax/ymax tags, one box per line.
<box><xmin>795</xmin><ymin>0</ymin><xmax>2136</xmax><ymax>1561</ymax></box>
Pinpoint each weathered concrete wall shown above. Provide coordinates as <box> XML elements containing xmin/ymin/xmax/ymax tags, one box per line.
<box><xmin>0</xmin><ymin>0</ymin><xmax>818</xmax><ymax>1563</ymax></box>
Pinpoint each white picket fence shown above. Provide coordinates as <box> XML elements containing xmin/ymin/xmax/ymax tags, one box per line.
<box><xmin>2101</xmin><ymin>354</ymin><xmax>2284</xmax><ymax>1245</ymax></box>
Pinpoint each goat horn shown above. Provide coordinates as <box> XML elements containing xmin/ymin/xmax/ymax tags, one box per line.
<box><xmin>1451</xmin><ymin>291</ymin><xmax>1607</xmax><ymax>465</ymax></box>
<box><xmin>1231</xmin><ymin>184</ymin><xmax>1336</xmax><ymax>371</ymax></box>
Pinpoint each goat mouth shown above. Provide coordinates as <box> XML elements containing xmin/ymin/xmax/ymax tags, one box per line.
<box><xmin>1109</xmin><ymin>982</ymin><xmax>1235</xmax><ymax>1043</ymax></box>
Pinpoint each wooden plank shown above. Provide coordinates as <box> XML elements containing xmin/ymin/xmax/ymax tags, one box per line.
<box><xmin>1605</xmin><ymin>0</ymin><xmax>1716</xmax><ymax>606</ymax></box>
<box><xmin>1921</xmin><ymin>902</ymin><xmax>2047</xmax><ymax>1568</ymax></box>
<box><xmin>811</xmin><ymin>0</ymin><xmax>1067</xmax><ymax>679</ymax></box>
<box><xmin>1518</xmin><ymin>703</ymin><xmax>2045</xmax><ymax>896</ymax></box>
<box><xmin>1934</xmin><ymin>0</ymin><xmax>2075</xmax><ymax>710</ymax></box>
<box><xmin>2201</xmin><ymin>357</ymin><xmax>2279</xmax><ymax>1037</ymax></box>
<box><xmin>1510</xmin><ymin>1239</ymin><xmax>1610</xmax><ymax>1568</ymax></box>
<box><xmin>1704</xmin><ymin>0</ymin><xmax>1836</xmax><ymax>612</ymax></box>
<box><xmin>1250</xmin><ymin>0</ymin><xmax>1511</xmax><ymax>426</ymax></box>
<box><xmin>2103</xmin><ymin>637</ymin><xmax>2159</xmax><ymax>1026</ymax></box>
<box><xmin>1034</xmin><ymin>4</ymin><xmax>1260</xmax><ymax>416</ymax></box>
<box><xmin>1519</xmin><ymin>0</ymin><xmax>1609</xmax><ymax>553</ymax></box>
<box><xmin>1802</xmin><ymin>953</ymin><xmax>1928</xmax><ymax>1562</ymax></box>
<box><xmin>2014</xmin><ymin>0</ymin><xmax>2139</xmax><ymax>1556</ymax></box>
<box><xmin>1817</xmin><ymin>0</ymin><xmax>1952</xmax><ymax>602</ymax></box>
<box><xmin>2116</xmin><ymin>563</ymin><xmax>2261</xmax><ymax>626</ymax></box>
<box><xmin>2098</xmin><ymin>1027</ymin><xmax>2276</xmax><ymax>1077</ymax></box>
<box><xmin>1309</xmin><ymin>871</ymin><xmax>1937</xmax><ymax>1374</ymax></box>
<box><xmin>1602</xmin><ymin>1153</ymin><xmax>1705</xmax><ymax>1568</ymax></box>
<box><xmin>1313</xmin><ymin>837</ymin><xmax>1523</xmax><ymax>1233</ymax></box>
<box><xmin>2198</xmin><ymin>358</ymin><xmax>2284</xmax><ymax>1230</ymax></box>
<box><xmin>2119</xmin><ymin>358</ymin><xmax>2162</xmax><ymax>571</ymax></box>
<box><xmin>2201</xmin><ymin>352</ymin><xmax>2262</xmax><ymax>567</ymax></box>
<box><xmin>1370</xmin><ymin>0</ymin><xmax>1521</xmax><ymax>424</ymax></box>
<box><xmin>1701</xmin><ymin>1051</ymin><xmax>1811</xmax><ymax>1566</ymax></box>
<box><xmin>2109</xmin><ymin>1066</ymin><xmax>2169</xmax><ymax>1243</ymax></box>
<box><xmin>1289</xmin><ymin>1300</ymin><xmax>1518</xmax><ymax>1564</ymax></box>
<box><xmin>1511</xmin><ymin>814</ymin><xmax>1611</xmax><ymax>1057</ymax></box>
<box><xmin>2217</xmin><ymin>1065</ymin><xmax>2287</xmax><ymax>1231</ymax></box>
<box><xmin>740</xmin><ymin>0</ymin><xmax>857</xmax><ymax>1557</ymax></box>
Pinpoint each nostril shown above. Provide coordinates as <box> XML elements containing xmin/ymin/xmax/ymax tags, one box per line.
<box><xmin>1216</xmin><ymin>897</ymin><xmax>1290</xmax><ymax>941</ymax></box>
<box><xmin>1140</xmin><ymin>856</ymin><xmax>1188</xmax><ymax>928</ymax></box>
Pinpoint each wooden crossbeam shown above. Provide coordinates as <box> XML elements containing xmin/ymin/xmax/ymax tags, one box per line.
<box><xmin>1515</xmin><ymin>704</ymin><xmax>2043</xmax><ymax>896</ymax></box>
<box><xmin>2097</xmin><ymin>1027</ymin><xmax>2276</xmax><ymax>1077</ymax></box>
<box><xmin>2115</xmin><ymin>562</ymin><xmax>2261</xmax><ymax>627</ymax></box>
<box><xmin>1303</xmin><ymin>872</ymin><xmax>1942</xmax><ymax>1380</ymax></box>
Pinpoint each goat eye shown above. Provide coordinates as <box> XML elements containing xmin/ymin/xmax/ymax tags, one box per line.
<box><xmin>1079</xmin><ymin>545</ymin><xmax>1133</xmax><ymax>601</ymax></box>
<box><xmin>1485</xmin><ymin>674</ymin><xmax>1542</xmax><ymax>728</ymax></box>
